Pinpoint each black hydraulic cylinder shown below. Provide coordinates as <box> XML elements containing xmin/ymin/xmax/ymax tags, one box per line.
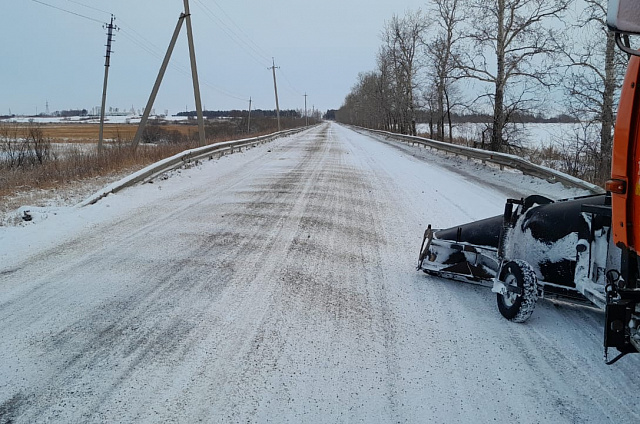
<box><xmin>434</xmin><ymin>194</ymin><xmax>607</xmax><ymax>251</ymax></box>
<box><xmin>435</xmin><ymin>215</ymin><xmax>504</xmax><ymax>248</ymax></box>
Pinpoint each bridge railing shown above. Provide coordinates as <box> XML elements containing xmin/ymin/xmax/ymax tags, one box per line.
<box><xmin>82</xmin><ymin>127</ymin><xmax>309</xmax><ymax>206</ymax></box>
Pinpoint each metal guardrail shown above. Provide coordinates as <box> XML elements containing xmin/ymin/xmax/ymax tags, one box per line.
<box><xmin>353</xmin><ymin>126</ymin><xmax>605</xmax><ymax>194</ymax></box>
<box><xmin>81</xmin><ymin>127</ymin><xmax>308</xmax><ymax>206</ymax></box>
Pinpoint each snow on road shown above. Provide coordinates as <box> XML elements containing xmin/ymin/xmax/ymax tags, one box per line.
<box><xmin>0</xmin><ymin>122</ymin><xmax>638</xmax><ymax>423</ymax></box>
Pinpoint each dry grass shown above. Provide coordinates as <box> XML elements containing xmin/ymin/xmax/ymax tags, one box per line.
<box><xmin>0</xmin><ymin>122</ymin><xmax>254</xmax><ymax>202</ymax></box>
<box><xmin>0</xmin><ymin>119</ymin><xmax>309</xmax><ymax>219</ymax></box>
<box><xmin>416</xmin><ymin>130</ymin><xmax>608</xmax><ymax>185</ymax></box>
<box><xmin>9</xmin><ymin>123</ymin><xmax>200</xmax><ymax>143</ymax></box>
<box><xmin>0</xmin><ymin>123</ymin><xmax>202</xmax><ymax>225</ymax></box>
<box><xmin>0</xmin><ymin>142</ymin><xmax>191</xmax><ymax>198</ymax></box>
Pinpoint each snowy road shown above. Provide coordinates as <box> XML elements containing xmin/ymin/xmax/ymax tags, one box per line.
<box><xmin>1</xmin><ymin>122</ymin><xmax>639</xmax><ymax>422</ymax></box>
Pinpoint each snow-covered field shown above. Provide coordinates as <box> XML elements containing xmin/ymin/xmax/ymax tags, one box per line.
<box><xmin>417</xmin><ymin>122</ymin><xmax>583</xmax><ymax>149</ymax></box>
<box><xmin>0</xmin><ymin>122</ymin><xmax>638</xmax><ymax>422</ymax></box>
<box><xmin>0</xmin><ymin>115</ymin><xmax>191</xmax><ymax>125</ymax></box>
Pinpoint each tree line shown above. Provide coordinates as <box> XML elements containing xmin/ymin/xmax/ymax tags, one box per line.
<box><xmin>336</xmin><ymin>0</ymin><xmax>626</xmax><ymax>184</ymax></box>
<box><xmin>176</xmin><ymin>109</ymin><xmax>302</xmax><ymax>118</ymax></box>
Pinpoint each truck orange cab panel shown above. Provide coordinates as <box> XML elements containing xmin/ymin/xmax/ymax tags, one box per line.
<box><xmin>611</xmin><ymin>55</ymin><xmax>640</xmax><ymax>252</ymax></box>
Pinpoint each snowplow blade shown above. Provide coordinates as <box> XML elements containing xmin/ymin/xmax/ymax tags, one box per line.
<box><xmin>418</xmin><ymin>216</ymin><xmax>503</xmax><ymax>283</ymax></box>
<box><xmin>418</xmin><ymin>194</ymin><xmax>609</xmax><ymax>287</ymax></box>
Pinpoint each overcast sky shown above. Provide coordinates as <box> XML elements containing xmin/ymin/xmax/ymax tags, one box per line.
<box><xmin>2</xmin><ymin>0</ymin><xmax>428</xmax><ymax>116</ymax></box>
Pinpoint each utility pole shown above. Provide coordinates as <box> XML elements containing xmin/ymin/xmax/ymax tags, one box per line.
<box><xmin>132</xmin><ymin>15</ymin><xmax>184</xmax><ymax>149</ymax></box>
<box><xmin>132</xmin><ymin>0</ymin><xmax>206</xmax><ymax>149</ymax></box>
<box><xmin>183</xmin><ymin>0</ymin><xmax>205</xmax><ymax>146</ymax></box>
<box><xmin>269</xmin><ymin>58</ymin><xmax>281</xmax><ymax>131</ymax></box>
<box><xmin>99</xmin><ymin>15</ymin><xmax>117</xmax><ymax>154</ymax></box>
<box><xmin>247</xmin><ymin>97</ymin><xmax>252</xmax><ymax>134</ymax></box>
<box><xmin>304</xmin><ymin>93</ymin><xmax>308</xmax><ymax>126</ymax></box>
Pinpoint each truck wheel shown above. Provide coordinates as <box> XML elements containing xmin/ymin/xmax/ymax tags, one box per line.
<box><xmin>497</xmin><ymin>260</ymin><xmax>538</xmax><ymax>323</ymax></box>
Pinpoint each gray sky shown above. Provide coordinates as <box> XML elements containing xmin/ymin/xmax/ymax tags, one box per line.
<box><xmin>2</xmin><ymin>0</ymin><xmax>426</xmax><ymax>116</ymax></box>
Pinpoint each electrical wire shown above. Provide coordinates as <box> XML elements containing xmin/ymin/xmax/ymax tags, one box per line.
<box><xmin>192</xmin><ymin>0</ymin><xmax>271</xmax><ymax>68</ymax></box>
<box><xmin>118</xmin><ymin>30</ymin><xmax>163</xmax><ymax>62</ymax></box>
<box><xmin>210</xmin><ymin>0</ymin><xmax>272</xmax><ymax>64</ymax></box>
<box><xmin>65</xmin><ymin>0</ymin><xmax>111</xmax><ymax>16</ymax></box>
<box><xmin>279</xmin><ymin>67</ymin><xmax>304</xmax><ymax>97</ymax></box>
<box><xmin>118</xmin><ymin>24</ymin><xmax>249</xmax><ymax>103</ymax></box>
<box><xmin>193</xmin><ymin>0</ymin><xmax>267</xmax><ymax>60</ymax></box>
<box><xmin>201</xmin><ymin>81</ymin><xmax>249</xmax><ymax>102</ymax></box>
<box><xmin>118</xmin><ymin>18</ymin><xmax>164</xmax><ymax>57</ymax></box>
<box><xmin>31</xmin><ymin>0</ymin><xmax>251</xmax><ymax>104</ymax></box>
<box><xmin>31</xmin><ymin>0</ymin><xmax>104</xmax><ymax>24</ymax></box>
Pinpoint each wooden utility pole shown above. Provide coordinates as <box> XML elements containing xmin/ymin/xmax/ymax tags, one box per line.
<box><xmin>269</xmin><ymin>58</ymin><xmax>281</xmax><ymax>131</ymax></box>
<box><xmin>98</xmin><ymin>15</ymin><xmax>117</xmax><ymax>153</ymax></box>
<box><xmin>132</xmin><ymin>0</ymin><xmax>206</xmax><ymax>149</ymax></box>
<box><xmin>132</xmin><ymin>15</ymin><xmax>185</xmax><ymax>149</ymax></box>
<box><xmin>304</xmin><ymin>93</ymin><xmax>308</xmax><ymax>126</ymax></box>
<box><xmin>247</xmin><ymin>97</ymin><xmax>252</xmax><ymax>134</ymax></box>
<box><xmin>183</xmin><ymin>0</ymin><xmax>205</xmax><ymax>146</ymax></box>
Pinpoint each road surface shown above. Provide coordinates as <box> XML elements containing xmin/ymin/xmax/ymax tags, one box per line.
<box><xmin>1</xmin><ymin>122</ymin><xmax>639</xmax><ymax>423</ymax></box>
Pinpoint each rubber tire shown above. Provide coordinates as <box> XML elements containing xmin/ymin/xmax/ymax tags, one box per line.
<box><xmin>496</xmin><ymin>260</ymin><xmax>538</xmax><ymax>323</ymax></box>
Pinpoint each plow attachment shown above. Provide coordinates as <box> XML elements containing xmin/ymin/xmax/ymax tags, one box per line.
<box><xmin>418</xmin><ymin>194</ymin><xmax>612</xmax><ymax>323</ymax></box>
<box><xmin>417</xmin><ymin>215</ymin><xmax>503</xmax><ymax>284</ymax></box>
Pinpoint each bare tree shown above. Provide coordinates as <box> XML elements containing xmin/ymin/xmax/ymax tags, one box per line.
<box><xmin>559</xmin><ymin>0</ymin><xmax>626</xmax><ymax>183</ymax></box>
<box><xmin>381</xmin><ymin>10</ymin><xmax>428</xmax><ymax>135</ymax></box>
<box><xmin>336</xmin><ymin>69</ymin><xmax>391</xmax><ymax>130</ymax></box>
<box><xmin>420</xmin><ymin>84</ymin><xmax>438</xmax><ymax>138</ymax></box>
<box><xmin>425</xmin><ymin>0</ymin><xmax>465</xmax><ymax>142</ymax></box>
<box><xmin>0</xmin><ymin>123</ymin><xmax>52</xmax><ymax>168</ymax></box>
<box><xmin>459</xmin><ymin>0</ymin><xmax>571</xmax><ymax>151</ymax></box>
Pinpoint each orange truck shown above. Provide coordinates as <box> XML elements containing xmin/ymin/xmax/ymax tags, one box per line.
<box><xmin>604</xmin><ymin>0</ymin><xmax>640</xmax><ymax>363</ymax></box>
<box><xmin>417</xmin><ymin>0</ymin><xmax>640</xmax><ymax>364</ymax></box>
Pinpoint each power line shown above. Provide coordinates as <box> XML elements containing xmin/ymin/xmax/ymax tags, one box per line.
<box><xmin>31</xmin><ymin>0</ymin><xmax>104</xmax><ymax>24</ymax></box>
<box><xmin>32</xmin><ymin>0</ymin><xmax>250</xmax><ymax>106</ymax></box>
<box><xmin>118</xmin><ymin>11</ymin><xmax>251</xmax><ymax>103</ymax></box>
<box><xmin>201</xmin><ymin>81</ymin><xmax>249</xmax><ymax>102</ymax></box>
<box><xmin>123</xmin><ymin>29</ymin><xmax>248</xmax><ymax>102</ymax></box>
<box><xmin>118</xmin><ymin>26</ymin><xmax>249</xmax><ymax>103</ymax></box>
<box><xmin>193</xmin><ymin>0</ymin><xmax>268</xmax><ymax>61</ymax></box>
<box><xmin>118</xmin><ymin>18</ymin><xmax>163</xmax><ymax>55</ymax></box>
<box><xmin>118</xmin><ymin>29</ymin><xmax>195</xmax><ymax>78</ymax></box>
<box><xmin>65</xmin><ymin>0</ymin><xmax>111</xmax><ymax>16</ymax></box>
<box><xmin>118</xmin><ymin>25</ymin><xmax>165</xmax><ymax>60</ymax></box>
<box><xmin>279</xmin><ymin>67</ymin><xmax>303</xmax><ymax>96</ymax></box>
<box><xmin>193</xmin><ymin>0</ymin><xmax>269</xmax><ymax>67</ymax></box>
<box><xmin>192</xmin><ymin>0</ymin><xmax>271</xmax><ymax>67</ymax></box>
<box><xmin>210</xmin><ymin>0</ymin><xmax>272</xmax><ymax>63</ymax></box>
